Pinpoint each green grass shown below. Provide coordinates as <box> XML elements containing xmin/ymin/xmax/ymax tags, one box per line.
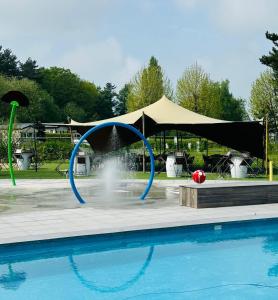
<box><xmin>0</xmin><ymin>162</ymin><xmax>68</xmax><ymax>179</ymax></box>
<box><xmin>134</xmin><ymin>172</ymin><xmax>270</xmax><ymax>181</ymax></box>
<box><xmin>0</xmin><ymin>161</ymin><xmax>272</xmax><ymax>181</ymax></box>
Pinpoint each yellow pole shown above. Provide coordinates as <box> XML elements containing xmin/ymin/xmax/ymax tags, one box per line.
<box><xmin>265</xmin><ymin>116</ymin><xmax>268</xmax><ymax>175</ymax></box>
<box><xmin>269</xmin><ymin>161</ymin><xmax>273</xmax><ymax>181</ymax></box>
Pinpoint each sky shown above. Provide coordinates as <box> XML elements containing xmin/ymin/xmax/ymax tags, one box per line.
<box><xmin>0</xmin><ymin>0</ymin><xmax>277</xmax><ymax>100</ymax></box>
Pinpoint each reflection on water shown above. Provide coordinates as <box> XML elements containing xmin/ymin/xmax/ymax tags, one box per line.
<box><xmin>69</xmin><ymin>246</ymin><xmax>154</xmax><ymax>293</ymax></box>
<box><xmin>264</xmin><ymin>235</ymin><xmax>278</xmax><ymax>277</ymax></box>
<box><xmin>268</xmin><ymin>264</ymin><xmax>278</xmax><ymax>277</ymax></box>
<box><xmin>0</xmin><ymin>264</ymin><xmax>26</xmax><ymax>290</ymax></box>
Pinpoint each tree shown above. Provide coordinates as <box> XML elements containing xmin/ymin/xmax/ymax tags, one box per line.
<box><xmin>95</xmin><ymin>83</ymin><xmax>116</xmax><ymax>119</ymax></box>
<box><xmin>19</xmin><ymin>58</ymin><xmax>41</xmax><ymax>81</ymax></box>
<box><xmin>0</xmin><ymin>46</ymin><xmax>19</xmax><ymax>77</ymax></box>
<box><xmin>0</xmin><ymin>74</ymin><xmax>59</xmax><ymax>122</ymax></box>
<box><xmin>127</xmin><ymin>56</ymin><xmax>173</xmax><ymax>112</ymax></box>
<box><xmin>250</xmin><ymin>69</ymin><xmax>278</xmax><ymax>131</ymax></box>
<box><xmin>38</xmin><ymin>67</ymin><xmax>104</xmax><ymax>122</ymax></box>
<box><xmin>176</xmin><ymin>63</ymin><xmax>209</xmax><ymax>112</ymax></box>
<box><xmin>39</xmin><ymin>67</ymin><xmax>82</xmax><ymax>109</ymax></box>
<box><xmin>78</xmin><ymin>80</ymin><xmax>101</xmax><ymax>121</ymax></box>
<box><xmin>218</xmin><ymin>80</ymin><xmax>248</xmax><ymax>121</ymax></box>
<box><xmin>260</xmin><ymin>32</ymin><xmax>278</xmax><ymax>80</ymax></box>
<box><xmin>176</xmin><ymin>63</ymin><xmax>221</xmax><ymax>117</ymax></box>
<box><xmin>113</xmin><ymin>84</ymin><xmax>130</xmax><ymax>116</ymax></box>
<box><xmin>64</xmin><ymin>102</ymin><xmax>86</xmax><ymax>122</ymax></box>
<box><xmin>177</xmin><ymin>64</ymin><xmax>247</xmax><ymax>120</ymax></box>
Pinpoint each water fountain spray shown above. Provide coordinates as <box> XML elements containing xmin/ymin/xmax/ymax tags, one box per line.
<box><xmin>69</xmin><ymin>122</ymin><xmax>155</xmax><ymax>204</ymax></box>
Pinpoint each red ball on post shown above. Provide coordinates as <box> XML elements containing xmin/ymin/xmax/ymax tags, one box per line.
<box><xmin>192</xmin><ymin>170</ymin><xmax>206</xmax><ymax>184</ymax></box>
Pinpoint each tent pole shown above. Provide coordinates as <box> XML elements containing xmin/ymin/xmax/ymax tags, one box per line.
<box><xmin>142</xmin><ymin>112</ymin><xmax>145</xmax><ymax>173</ymax></box>
<box><xmin>160</xmin><ymin>132</ymin><xmax>162</xmax><ymax>155</ymax></box>
<box><xmin>67</xmin><ymin>117</ymin><xmax>74</xmax><ymax>144</ymax></box>
<box><xmin>176</xmin><ymin>130</ymin><xmax>179</xmax><ymax>151</ymax></box>
<box><xmin>163</xmin><ymin>130</ymin><xmax>166</xmax><ymax>153</ymax></box>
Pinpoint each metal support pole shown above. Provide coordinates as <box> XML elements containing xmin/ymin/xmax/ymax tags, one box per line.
<box><xmin>176</xmin><ymin>130</ymin><xmax>179</xmax><ymax>151</ymax></box>
<box><xmin>163</xmin><ymin>131</ymin><xmax>166</xmax><ymax>153</ymax></box>
<box><xmin>160</xmin><ymin>132</ymin><xmax>162</xmax><ymax>155</ymax></box>
<box><xmin>67</xmin><ymin>116</ymin><xmax>74</xmax><ymax>144</ymax></box>
<box><xmin>33</xmin><ymin>125</ymin><xmax>38</xmax><ymax>172</ymax></box>
<box><xmin>142</xmin><ymin>112</ymin><xmax>146</xmax><ymax>173</ymax></box>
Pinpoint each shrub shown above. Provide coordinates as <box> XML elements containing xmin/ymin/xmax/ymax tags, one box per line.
<box><xmin>37</xmin><ymin>140</ymin><xmax>72</xmax><ymax>161</ymax></box>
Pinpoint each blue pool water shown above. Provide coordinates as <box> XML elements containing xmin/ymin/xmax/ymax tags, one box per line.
<box><xmin>0</xmin><ymin>218</ymin><xmax>277</xmax><ymax>300</ymax></box>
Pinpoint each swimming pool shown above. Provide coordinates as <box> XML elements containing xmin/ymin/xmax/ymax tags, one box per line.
<box><xmin>0</xmin><ymin>218</ymin><xmax>277</xmax><ymax>300</ymax></box>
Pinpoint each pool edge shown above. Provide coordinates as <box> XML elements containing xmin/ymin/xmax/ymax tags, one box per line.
<box><xmin>0</xmin><ymin>213</ymin><xmax>277</xmax><ymax>246</ymax></box>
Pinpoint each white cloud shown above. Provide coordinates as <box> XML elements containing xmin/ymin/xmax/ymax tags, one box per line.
<box><xmin>175</xmin><ymin>0</ymin><xmax>278</xmax><ymax>34</ymax></box>
<box><xmin>0</xmin><ymin>0</ymin><xmax>140</xmax><ymax>88</ymax></box>
<box><xmin>212</xmin><ymin>0</ymin><xmax>278</xmax><ymax>33</ymax></box>
<box><xmin>59</xmin><ymin>37</ymin><xmax>141</xmax><ymax>88</ymax></box>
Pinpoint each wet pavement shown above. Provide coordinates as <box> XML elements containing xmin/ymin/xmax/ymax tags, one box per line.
<box><xmin>0</xmin><ymin>179</ymin><xmax>180</xmax><ymax>214</ymax></box>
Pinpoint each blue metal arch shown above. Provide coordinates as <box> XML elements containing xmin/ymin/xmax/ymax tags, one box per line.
<box><xmin>69</xmin><ymin>122</ymin><xmax>155</xmax><ymax>204</ymax></box>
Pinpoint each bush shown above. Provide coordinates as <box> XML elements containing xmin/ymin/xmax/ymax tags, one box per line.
<box><xmin>37</xmin><ymin>140</ymin><xmax>72</xmax><ymax>161</ymax></box>
<box><xmin>45</xmin><ymin>132</ymin><xmax>71</xmax><ymax>138</ymax></box>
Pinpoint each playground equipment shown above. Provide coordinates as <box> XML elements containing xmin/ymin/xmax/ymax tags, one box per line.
<box><xmin>69</xmin><ymin>122</ymin><xmax>155</xmax><ymax>204</ymax></box>
<box><xmin>1</xmin><ymin>91</ymin><xmax>29</xmax><ymax>186</ymax></box>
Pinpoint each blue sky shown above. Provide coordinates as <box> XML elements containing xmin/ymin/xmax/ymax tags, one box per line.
<box><xmin>0</xmin><ymin>0</ymin><xmax>277</xmax><ymax>100</ymax></box>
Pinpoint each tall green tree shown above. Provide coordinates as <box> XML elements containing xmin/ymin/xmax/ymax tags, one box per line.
<box><xmin>19</xmin><ymin>58</ymin><xmax>41</xmax><ymax>81</ymax></box>
<box><xmin>177</xmin><ymin>64</ymin><xmax>247</xmax><ymax>120</ymax></box>
<box><xmin>127</xmin><ymin>56</ymin><xmax>173</xmax><ymax>112</ymax></box>
<box><xmin>260</xmin><ymin>32</ymin><xmax>278</xmax><ymax>80</ymax></box>
<box><xmin>95</xmin><ymin>83</ymin><xmax>116</xmax><ymax>119</ymax></box>
<box><xmin>39</xmin><ymin>67</ymin><xmax>103</xmax><ymax>121</ymax></box>
<box><xmin>38</xmin><ymin>67</ymin><xmax>82</xmax><ymax>109</ymax></box>
<box><xmin>113</xmin><ymin>83</ymin><xmax>130</xmax><ymax>116</ymax></box>
<box><xmin>176</xmin><ymin>63</ymin><xmax>210</xmax><ymax>113</ymax></box>
<box><xmin>64</xmin><ymin>102</ymin><xmax>86</xmax><ymax>122</ymax></box>
<box><xmin>0</xmin><ymin>74</ymin><xmax>59</xmax><ymax>122</ymax></box>
<box><xmin>78</xmin><ymin>80</ymin><xmax>101</xmax><ymax>121</ymax></box>
<box><xmin>250</xmin><ymin>69</ymin><xmax>278</xmax><ymax>131</ymax></box>
<box><xmin>0</xmin><ymin>46</ymin><xmax>19</xmax><ymax>77</ymax></box>
<box><xmin>218</xmin><ymin>80</ymin><xmax>248</xmax><ymax>121</ymax></box>
<box><xmin>176</xmin><ymin>63</ymin><xmax>221</xmax><ymax>117</ymax></box>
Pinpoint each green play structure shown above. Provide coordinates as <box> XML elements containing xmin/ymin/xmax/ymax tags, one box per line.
<box><xmin>1</xmin><ymin>91</ymin><xmax>29</xmax><ymax>186</ymax></box>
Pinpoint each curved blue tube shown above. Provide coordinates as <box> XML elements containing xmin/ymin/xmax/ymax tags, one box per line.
<box><xmin>69</xmin><ymin>122</ymin><xmax>155</xmax><ymax>204</ymax></box>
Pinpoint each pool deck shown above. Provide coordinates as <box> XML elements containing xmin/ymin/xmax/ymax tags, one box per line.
<box><xmin>0</xmin><ymin>179</ymin><xmax>277</xmax><ymax>245</ymax></box>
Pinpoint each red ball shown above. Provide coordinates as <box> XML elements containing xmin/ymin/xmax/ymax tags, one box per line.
<box><xmin>192</xmin><ymin>170</ymin><xmax>206</xmax><ymax>184</ymax></box>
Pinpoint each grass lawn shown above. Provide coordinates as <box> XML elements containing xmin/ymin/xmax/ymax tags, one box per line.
<box><xmin>0</xmin><ymin>161</ymin><xmax>272</xmax><ymax>181</ymax></box>
<box><xmin>0</xmin><ymin>162</ymin><xmax>68</xmax><ymax>179</ymax></box>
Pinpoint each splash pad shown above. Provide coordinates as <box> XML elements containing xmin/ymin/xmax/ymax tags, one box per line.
<box><xmin>69</xmin><ymin>122</ymin><xmax>155</xmax><ymax>204</ymax></box>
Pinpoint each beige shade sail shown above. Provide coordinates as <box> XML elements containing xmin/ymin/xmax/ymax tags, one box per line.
<box><xmin>70</xmin><ymin>95</ymin><xmax>265</xmax><ymax>158</ymax></box>
<box><xmin>70</xmin><ymin>95</ymin><xmax>228</xmax><ymax>126</ymax></box>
